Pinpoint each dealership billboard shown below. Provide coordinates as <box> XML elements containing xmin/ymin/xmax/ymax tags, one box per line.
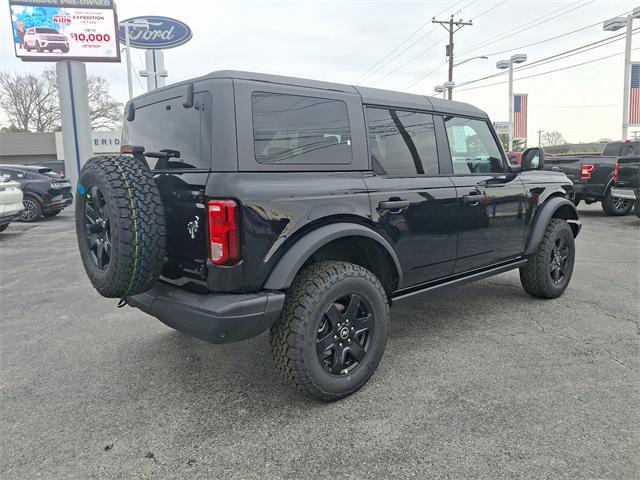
<box><xmin>8</xmin><ymin>0</ymin><xmax>120</xmax><ymax>62</ymax></box>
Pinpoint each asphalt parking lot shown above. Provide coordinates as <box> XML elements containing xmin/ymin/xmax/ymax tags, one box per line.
<box><xmin>1</xmin><ymin>204</ymin><xmax>638</xmax><ymax>479</ymax></box>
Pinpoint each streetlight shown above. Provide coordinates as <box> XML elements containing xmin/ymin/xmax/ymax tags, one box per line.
<box><xmin>497</xmin><ymin>53</ymin><xmax>527</xmax><ymax>151</ymax></box>
<box><xmin>119</xmin><ymin>19</ymin><xmax>149</xmax><ymax>99</ymax></box>
<box><xmin>604</xmin><ymin>7</ymin><xmax>640</xmax><ymax>140</ymax></box>
<box><xmin>453</xmin><ymin>55</ymin><xmax>488</xmax><ymax>67</ymax></box>
<box><xmin>434</xmin><ymin>85</ymin><xmax>446</xmax><ymax>99</ymax></box>
<box><xmin>443</xmin><ymin>81</ymin><xmax>456</xmax><ymax>99</ymax></box>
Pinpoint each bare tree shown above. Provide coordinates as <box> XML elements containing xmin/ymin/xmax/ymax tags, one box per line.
<box><xmin>541</xmin><ymin>130</ymin><xmax>566</xmax><ymax>147</ymax></box>
<box><xmin>0</xmin><ymin>69</ymin><xmax>123</xmax><ymax>132</ymax></box>
<box><xmin>86</xmin><ymin>75</ymin><xmax>123</xmax><ymax>130</ymax></box>
<box><xmin>0</xmin><ymin>71</ymin><xmax>58</xmax><ymax>132</ymax></box>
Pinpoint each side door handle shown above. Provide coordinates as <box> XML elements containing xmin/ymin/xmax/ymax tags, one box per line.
<box><xmin>462</xmin><ymin>192</ymin><xmax>482</xmax><ymax>206</ymax></box>
<box><xmin>378</xmin><ymin>199</ymin><xmax>410</xmax><ymax>211</ymax></box>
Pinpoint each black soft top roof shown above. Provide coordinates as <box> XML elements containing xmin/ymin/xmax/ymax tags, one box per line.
<box><xmin>131</xmin><ymin>70</ymin><xmax>488</xmax><ymax>119</ymax></box>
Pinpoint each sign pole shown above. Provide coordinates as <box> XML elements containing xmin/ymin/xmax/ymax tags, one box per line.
<box><xmin>56</xmin><ymin>61</ymin><xmax>93</xmax><ymax>189</ymax></box>
<box><xmin>125</xmin><ymin>23</ymin><xmax>133</xmax><ymax>99</ymax></box>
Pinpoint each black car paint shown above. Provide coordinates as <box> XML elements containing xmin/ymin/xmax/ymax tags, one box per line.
<box><xmin>123</xmin><ymin>70</ymin><xmax>579</xmax><ymax>344</ymax></box>
<box><xmin>544</xmin><ymin>141</ymin><xmax>640</xmax><ymax>204</ymax></box>
<box><xmin>0</xmin><ymin>165</ymin><xmax>73</xmax><ymax>215</ymax></box>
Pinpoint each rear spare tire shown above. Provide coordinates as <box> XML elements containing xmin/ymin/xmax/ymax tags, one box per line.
<box><xmin>75</xmin><ymin>155</ymin><xmax>166</xmax><ymax>298</ymax></box>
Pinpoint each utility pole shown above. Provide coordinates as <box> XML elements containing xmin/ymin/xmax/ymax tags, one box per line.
<box><xmin>432</xmin><ymin>15</ymin><xmax>473</xmax><ymax>100</ymax></box>
<box><xmin>537</xmin><ymin>129</ymin><xmax>544</xmax><ymax>147</ymax></box>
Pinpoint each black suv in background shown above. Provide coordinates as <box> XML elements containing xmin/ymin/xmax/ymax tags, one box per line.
<box><xmin>75</xmin><ymin>71</ymin><xmax>581</xmax><ymax>401</ymax></box>
<box><xmin>0</xmin><ymin>165</ymin><xmax>73</xmax><ymax>221</ymax></box>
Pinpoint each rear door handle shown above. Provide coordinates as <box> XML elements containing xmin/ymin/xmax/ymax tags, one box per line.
<box><xmin>378</xmin><ymin>200</ymin><xmax>410</xmax><ymax>211</ymax></box>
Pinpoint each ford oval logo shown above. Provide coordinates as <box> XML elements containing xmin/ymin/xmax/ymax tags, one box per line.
<box><xmin>118</xmin><ymin>16</ymin><xmax>192</xmax><ymax>49</ymax></box>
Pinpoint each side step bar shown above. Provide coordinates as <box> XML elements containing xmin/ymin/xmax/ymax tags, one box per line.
<box><xmin>392</xmin><ymin>258</ymin><xmax>528</xmax><ymax>302</ymax></box>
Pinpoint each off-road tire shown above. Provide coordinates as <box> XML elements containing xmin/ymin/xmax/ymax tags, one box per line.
<box><xmin>43</xmin><ymin>209</ymin><xmax>62</xmax><ymax>218</ymax></box>
<box><xmin>75</xmin><ymin>155</ymin><xmax>166</xmax><ymax>298</ymax></box>
<box><xmin>601</xmin><ymin>187</ymin><xmax>633</xmax><ymax>216</ymax></box>
<box><xmin>520</xmin><ymin>219</ymin><xmax>575</xmax><ymax>299</ymax></box>
<box><xmin>270</xmin><ymin>261</ymin><xmax>389</xmax><ymax>401</ymax></box>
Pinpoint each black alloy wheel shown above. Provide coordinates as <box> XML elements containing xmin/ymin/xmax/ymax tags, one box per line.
<box><xmin>549</xmin><ymin>236</ymin><xmax>570</xmax><ymax>286</ymax></box>
<box><xmin>613</xmin><ymin>196</ymin><xmax>631</xmax><ymax>212</ymax></box>
<box><xmin>270</xmin><ymin>261</ymin><xmax>389</xmax><ymax>401</ymax></box>
<box><xmin>21</xmin><ymin>198</ymin><xmax>42</xmax><ymax>222</ymax></box>
<box><xmin>602</xmin><ymin>188</ymin><xmax>633</xmax><ymax>216</ymax></box>
<box><xmin>83</xmin><ymin>185</ymin><xmax>112</xmax><ymax>270</ymax></box>
<box><xmin>317</xmin><ymin>293</ymin><xmax>374</xmax><ymax>375</ymax></box>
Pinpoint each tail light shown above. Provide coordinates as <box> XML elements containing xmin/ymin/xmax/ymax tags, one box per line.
<box><xmin>120</xmin><ymin>145</ymin><xmax>145</xmax><ymax>155</ymax></box>
<box><xmin>614</xmin><ymin>161</ymin><xmax>620</xmax><ymax>182</ymax></box>
<box><xmin>580</xmin><ymin>164</ymin><xmax>596</xmax><ymax>181</ymax></box>
<box><xmin>208</xmin><ymin>200</ymin><xmax>240</xmax><ymax>265</ymax></box>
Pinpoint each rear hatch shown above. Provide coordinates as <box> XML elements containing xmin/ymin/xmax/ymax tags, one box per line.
<box><xmin>121</xmin><ymin>89</ymin><xmax>213</xmax><ymax>288</ymax></box>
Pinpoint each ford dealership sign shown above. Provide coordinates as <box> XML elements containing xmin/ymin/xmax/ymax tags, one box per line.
<box><xmin>118</xmin><ymin>16</ymin><xmax>192</xmax><ymax>49</ymax></box>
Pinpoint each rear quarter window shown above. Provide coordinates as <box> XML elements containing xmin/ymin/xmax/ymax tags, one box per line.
<box><xmin>251</xmin><ymin>92</ymin><xmax>352</xmax><ymax>165</ymax></box>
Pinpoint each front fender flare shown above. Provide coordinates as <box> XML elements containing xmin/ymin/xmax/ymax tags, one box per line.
<box><xmin>263</xmin><ymin>223</ymin><xmax>402</xmax><ymax>290</ymax></box>
<box><xmin>524</xmin><ymin>197</ymin><xmax>581</xmax><ymax>256</ymax></box>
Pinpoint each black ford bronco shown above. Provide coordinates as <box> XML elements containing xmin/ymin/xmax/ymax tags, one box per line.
<box><xmin>75</xmin><ymin>71</ymin><xmax>581</xmax><ymax>401</ymax></box>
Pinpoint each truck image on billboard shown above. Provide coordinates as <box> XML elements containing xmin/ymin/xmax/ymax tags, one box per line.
<box><xmin>9</xmin><ymin>0</ymin><xmax>120</xmax><ymax>62</ymax></box>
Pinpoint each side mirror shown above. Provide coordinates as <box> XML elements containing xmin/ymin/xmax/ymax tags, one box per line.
<box><xmin>521</xmin><ymin>147</ymin><xmax>545</xmax><ymax>171</ymax></box>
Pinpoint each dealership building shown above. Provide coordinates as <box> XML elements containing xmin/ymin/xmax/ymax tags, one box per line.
<box><xmin>0</xmin><ymin>131</ymin><xmax>121</xmax><ymax>167</ymax></box>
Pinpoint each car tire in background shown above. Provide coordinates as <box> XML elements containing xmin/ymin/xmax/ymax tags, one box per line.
<box><xmin>20</xmin><ymin>197</ymin><xmax>42</xmax><ymax>222</ymax></box>
<box><xmin>601</xmin><ymin>188</ymin><xmax>633</xmax><ymax>216</ymax></box>
<box><xmin>270</xmin><ymin>261</ymin><xmax>389</xmax><ymax>401</ymax></box>
<box><xmin>75</xmin><ymin>155</ymin><xmax>166</xmax><ymax>299</ymax></box>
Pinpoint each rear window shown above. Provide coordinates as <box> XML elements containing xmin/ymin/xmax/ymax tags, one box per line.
<box><xmin>251</xmin><ymin>92</ymin><xmax>352</xmax><ymax>165</ymax></box>
<box><xmin>122</xmin><ymin>92</ymin><xmax>211</xmax><ymax>170</ymax></box>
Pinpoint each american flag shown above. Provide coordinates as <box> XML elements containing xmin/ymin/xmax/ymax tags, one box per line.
<box><xmin>630</xmin><ymin>63</ymin><xmax>640</xmax><ymax>125</ymax></box>
<box><xmin>514</xmin><ymin>93</ymin><xmax>528</xmax><ymax>139</ymax></box>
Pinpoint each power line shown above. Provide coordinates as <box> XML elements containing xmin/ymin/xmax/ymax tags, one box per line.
<box><xmin>455</xmin><ymin>48</ymin><xmax>639</xmax><ymax>93</ymax></box>
<box><xmin>404</xmin><ymin>0</ymin><xmax>597</xmax><ymax>89</ymax></box>
<box><xmin>354</xmin><ymin>0</ymin><xmax>469</xmax><ymax>82</ymax></box>
<box><xmin>371</xmin><ymin>0</ymin><xmax>510</xmax><ymax>85</ymax></box>
<box><xmin>367</xmin><ymin>0</ymin><xmax>511</xmax><ymax>85</ymax></box>
<box><xmin>457</xmin><ymin>0</ymin><xmax>597</xmax><ymax>57</ymax></box>
<box><xmin>455</xmin><ymin>29</ymin><xmax>635</xmax><ymax>89</ymax></box>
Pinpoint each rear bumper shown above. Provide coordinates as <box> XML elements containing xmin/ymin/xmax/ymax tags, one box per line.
<box><xmin>43</xmin><ymin>193</ymin><xmax>73</xmax><ymax>212</ymax></box>
<box><xmin>0</xmin><ymin>210</ymin><xmax>22</xmax><ymax>226</ymax></box>
<box><xmin>127</xmin><ymin>283</ymin><xmax>286</xmax><ymax>344</ymax></box>
<box><xmin>610</xmin><ymin>187</ymin><xmax>637</xmax><ymax>200</ymax></box>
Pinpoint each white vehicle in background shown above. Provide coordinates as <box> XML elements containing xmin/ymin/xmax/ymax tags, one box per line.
<box><xmin>0</xmin><ymin>177</ymin><xmax>23</xmax><ymax>233</ymax></box>
<box><xmin>23</xmin><ymin>27</ymin><xmax>70</xmax><ymax>53</ymax></box>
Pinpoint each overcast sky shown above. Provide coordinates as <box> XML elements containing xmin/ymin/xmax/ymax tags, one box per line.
<box><xmin>0</xmin><ymin>0</ymin><xmax>636</xmax><ymax>143</ymax></box>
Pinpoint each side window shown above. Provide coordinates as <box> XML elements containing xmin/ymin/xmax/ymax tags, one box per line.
<box><xmin>122</xmin><ymin>92</ymin><xmax>211</xmax><ymax>170</ymax></box>
<box><xmin>366</xmin><ymin>107</ymin><xmax>439</xmax><ymax>176</ymax></box>
<box><xmin>620</xmin><ymin>145</ymin><xmax>635</xmax><ymax>156</ymax></box>
<box><xmin>444</xmin><ymin>116</ymin><xmax>505</xmax><ymax>174</ymax></box>
<box><xmin>251</xmin><ymin>92</ymin><xmax>352</xmax><ymax>165</ymax></box>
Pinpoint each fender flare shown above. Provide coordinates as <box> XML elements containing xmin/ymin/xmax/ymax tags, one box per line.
<box><xmin>524</xmin><ymin>197</ymin><xmax>580</xmax><ymax>256</ymax></box>
<box><xmin>263</xmin><ymin>222</ymin><xmax>402</xmax><ymax>290</ymax></box>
